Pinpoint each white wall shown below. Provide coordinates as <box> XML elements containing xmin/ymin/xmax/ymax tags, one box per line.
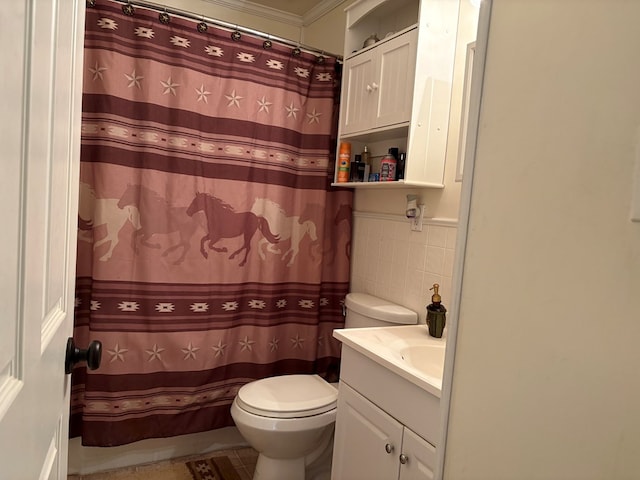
<box><xmin>302</xmin><ymin>1</ymin><xmax>351</xmax><ymax>57</ymax></box>
<box><xmin>161</xmin><ymin>0</ymin><xmax>303</xmax><ymax>41</ymax></box>
<box><xmin>445</xmin><ymin>1</ymin><xmax>640</xmax><ymax>478</ymax></box>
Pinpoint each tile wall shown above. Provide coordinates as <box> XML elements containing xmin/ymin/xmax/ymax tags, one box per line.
<box><xmin>350</xmin><ymin>213</ymin><xmax>458</xmax><ymax>324</ymax></box>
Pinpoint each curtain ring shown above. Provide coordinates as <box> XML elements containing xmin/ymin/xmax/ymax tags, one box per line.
<box><xmin>86</xmin><ymin>0</ymin><xmax>96</xmax><ymax>7</ymax></box>
<box><xmin>317</xmin><ymin>52</ymin><xmax>326</xmax><ymax>64</ymax></box>
<box><xmin>122</xmin><ymin>1</ymin><xmax>134</xmax><ymax>16</ymax></box>
<box><xmin>159</xmin><ymin>8</ymin><xmax>170</xmax><ymax>25</ymax></box>
<box><xmin>292</xmin><ymin>46</ymin><xmax>301</xmax><ymax>57</ymax></box>
<box><xmin>197</xmin><ymin>17</ymin><xmax>208</xmax><ymax>33</ymax></box>
<box><xmin>263</xmin><ymin>36</ymin><xmax>272</xmax><ymax>50</ymax></box>
<box><xmin>231</xmin><ymin>28</ymin><xmax>242</xmax><ymax>41</ymax></box>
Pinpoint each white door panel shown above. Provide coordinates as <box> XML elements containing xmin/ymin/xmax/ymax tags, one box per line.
<box><xmin>340</xmin><ymin>51</ymin><xmax>376</xmax><ymax>135</ymax></box>
<box><xmin>0</xmin><ymin>0</ymin><xmax>86</xmax><ymax>478</ymax></box>
<box><xmin>331</xmin><ymin>383</ymin><xmax>403</xmax><ymax>480</ymax></box>
<box><xmin>376</xmin><ymin>29</ymin><xmax>417</xmax><ymax>128</ymax></box>
<box><xmin>399</xmin><ymin>428</ymin><xmax>436</xmax><ymax>480</ymax></box>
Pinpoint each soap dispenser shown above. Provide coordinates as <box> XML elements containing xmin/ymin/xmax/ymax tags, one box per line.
<box><xmin>426</xmin><ymin>283</ymin><xmax>446</xmax><ymax>338</ymax></box>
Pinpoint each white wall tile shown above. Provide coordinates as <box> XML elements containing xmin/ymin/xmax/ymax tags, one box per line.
<box><xmin>425</xmin><ymin>246</ymin><xmax>445</xmax><ymax>274</ymax></box>
<box><xmin>446</xmin><ymin>227</ymin><xmax>458</xmax><ymax>249</ymax></box>
<box><xmin>408</xmin><ymin>242</ymin><xmax>428</xmax><ymax>272</ymax></box>
<box><xmin>428</xmin><ymin>225</ymin><xmax>448</xmax><ymax>247</ymax></box>
<box><xmin>443</xmin><ymin>248</ymin><xmax>456</xmax><ymax>278</ymax></box>
<box><xmin>405</xmin><ymin>267</ymin><xmax>425</xmax><ymax>299</ymax></box>
<box><xmin>349</xmin><ymin>214</ymin><xmax>457</xmax><ymax>324</ymax></box>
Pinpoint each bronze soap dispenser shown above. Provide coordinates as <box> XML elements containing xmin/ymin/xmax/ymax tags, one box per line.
<box><xmin>426</xmin><ymin>283</ymin><xmax>446</xmax><ymax>338</ymax></box>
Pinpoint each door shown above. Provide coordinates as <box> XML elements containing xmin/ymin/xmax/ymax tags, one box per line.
<box><xmin>340</xmin><ymin>49</ymin><xmax>376</xmax><ymax>135</ymax></box>
<box><xmin>331</xmin><ymin>382</ymin><xmax>403</xmax><ymax>480</ymax></box>
<box><xmin>399</xmin><ymin>428</ymin><xmax>437</xmax><ymax>480</ymax></box>
<box><xmin>0</xmin><ymin>0</ymin><xmax>85</xmax><ymax>478</ymax></box>
<box><xmin>375</xmin><ymin>29</ymin><xmax>417</xmax><ymax>128</ymax></box>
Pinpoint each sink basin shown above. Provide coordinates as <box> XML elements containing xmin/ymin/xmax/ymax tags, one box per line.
<box><xmin>398</xmin><ymin>343</ymin><xmax>445</xmax><ymax>379</ymax></box>
<box><xmin>333</xmin><ymin>325</ymin><xmax>446</xmax><ymax>396</ymax></box>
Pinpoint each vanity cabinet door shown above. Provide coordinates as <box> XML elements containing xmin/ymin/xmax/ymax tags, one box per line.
<box><xmin>339</xmin><ymin>28</ymin><xmax>417</xmax><ymax>136</ymax></box>
<box><xmin>340</xmin><ymin>50</ymin><xmax>376</xmax><ymax>135</ymax></box>
<box><xmin>331</xmin><ymin>382</ymin><xmax>403</xmax><ymax>480</ymax></box>
<box><xmin>398</xmin><ymin>428</ymin><xmax>437</xmax><ymax>480</ymax></box>
<box><xmin>374</xmin><ymin>28</ymin><xmax>417</xmax><ymax>128</ymax></box>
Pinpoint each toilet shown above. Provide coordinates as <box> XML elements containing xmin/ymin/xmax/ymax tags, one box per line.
<box><xmin>230</xmin><ymin>293</ymin><xmax>418</xmax><ymax>480</ymax></box>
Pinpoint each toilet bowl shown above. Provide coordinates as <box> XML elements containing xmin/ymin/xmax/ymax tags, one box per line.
<box><xmin>230</xmin><ymin>293</ymin><xmax>418</xmax><ymax>480</ymax></box>
<box><xmin>230</xmin><ymin>374</ymin><xmax>337</xmax><ymax>480</ymax></box>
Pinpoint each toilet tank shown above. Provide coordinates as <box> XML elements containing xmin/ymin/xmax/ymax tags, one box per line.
<box><xmin>344</xmin><ymin>293</ymin><xmax>417</xmax><ymax>328</ymax></box>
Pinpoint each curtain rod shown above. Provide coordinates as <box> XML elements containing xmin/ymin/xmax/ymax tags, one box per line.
<box><xmin>104</xmin><ymin>0</ymin><xmax>343</xmax><ymax>61</ymax></box>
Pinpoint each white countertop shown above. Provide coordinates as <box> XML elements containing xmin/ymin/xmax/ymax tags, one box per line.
<box><xmin>333</xmin><ymin>324</ymin><xmax>445</xmax><ymax>398</ymax></box>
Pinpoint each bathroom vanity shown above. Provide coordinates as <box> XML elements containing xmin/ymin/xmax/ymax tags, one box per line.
<box><xmin>331</xmin><ymin>325</ymin><xmax>445</xmax><ymax>479</ymax></box>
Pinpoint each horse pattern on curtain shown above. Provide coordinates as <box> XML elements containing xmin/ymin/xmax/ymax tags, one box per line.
<box><xmin>71</xmin><ymin>0</ymin><xmax>351</xmax><ymax>446</ymax></box>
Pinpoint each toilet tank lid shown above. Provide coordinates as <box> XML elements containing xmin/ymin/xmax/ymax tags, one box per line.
<box><xmin>345</xmin><ymin>293</ymin><xmax>418</xmax><ymax>325</ymax></box>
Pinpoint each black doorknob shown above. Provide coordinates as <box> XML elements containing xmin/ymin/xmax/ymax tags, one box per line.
<box><xmin>65</xmin><ymin>337</ymin><xmax>102</xmax><ymax>374</ymax></box>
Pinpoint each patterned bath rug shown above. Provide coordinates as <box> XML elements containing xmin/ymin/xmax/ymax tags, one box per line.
<box><xmin>69</xmin><ymin>454</ymin><xmax>247</xmax><ymax>480</ymax></box>
<box><xmin>186</xmin><ymin>456</ymin><xmax>242</xmax><ymax>480</ymax></box>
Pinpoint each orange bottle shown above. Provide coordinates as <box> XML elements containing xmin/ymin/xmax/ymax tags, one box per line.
<box><xmin>337</xmin><ymin>142</ymin><xmax>351</xmax><ymax>182</ymax></box>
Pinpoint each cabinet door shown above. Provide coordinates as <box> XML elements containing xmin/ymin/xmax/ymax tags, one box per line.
<box><xmin>340</xmin><ymin>50</ymin><xmax>376</xmax><ymax>135</ymax></box>
<box><xmin>375</xmin><ymin>29</ymin><xmax>418</xmax><ymax>128</ymax></box>
<box><xmin>398</xmin><ymin>428</ymin><xmax>437</xmax><ymax>480</ymax></box>
<box><xmin>331</xmin><ymin>383</ymin><xmax>403</xmax><ymax>480</ymax></box>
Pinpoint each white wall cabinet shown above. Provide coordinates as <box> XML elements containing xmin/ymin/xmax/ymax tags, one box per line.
<box><xmin>333</xmin><ymin>0</ymin><xmax>459</xmax><ymax>188</ymax></box>
<box><xmin>340</xmin><ymin>28</ymin><xmax>418</xmax><ymax>136</ymax></box>
<box><xmin>332</xmin><ymin>382</ymin><xmax>436</xmax><ymax>480</ymax></box>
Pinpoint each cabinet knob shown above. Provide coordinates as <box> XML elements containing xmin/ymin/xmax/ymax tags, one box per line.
<box><xmin>371</xmin><ymin>82</ymin><xmax>379</xmax><ymax>90</ymax></box>
<box><xmin>385</xmin><ymin>443</ymin><xmax>394</xmax><ymax>454</ymax></box>
<box><xmin>366</xmin><ymin>84</ymin><xmax>373</xmax><ymax>92</ymax></box>
<box><xmin>399</xmin><ymin>454</ymin><xmax>409</xmax><ymax>465</ymax></box>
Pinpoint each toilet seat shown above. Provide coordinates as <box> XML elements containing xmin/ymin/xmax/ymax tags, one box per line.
<box><xmin>236</xmin><ymin>374</ymin><xmax>337</xmax><ymax>419</ymax></box>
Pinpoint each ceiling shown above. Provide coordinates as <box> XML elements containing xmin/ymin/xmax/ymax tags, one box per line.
<box><xmin>245</xmin><ymin>0</ymin><xmax>330</xmax><ymax>17</ymax></box>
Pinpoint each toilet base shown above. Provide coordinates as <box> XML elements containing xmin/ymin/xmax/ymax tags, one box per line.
<box><xmin>251</xmin><ymin>428</ymin><xmax>333</xmax><ymax>480</ymax></box>
<box><xmin>253</xmin><ymin>455</ymin><xmax>305</xmax><ymax>480</ymax></box>
<box><xmin>305</xmin><ymin>435</ymin><xmax>333</xmax><ymax>480</ymax></box>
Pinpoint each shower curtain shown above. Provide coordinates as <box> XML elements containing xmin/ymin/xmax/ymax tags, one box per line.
<box><xmin>71</xmin><ymin>0</ymin><xmax>352</xmax><ymax>446</ymax></box>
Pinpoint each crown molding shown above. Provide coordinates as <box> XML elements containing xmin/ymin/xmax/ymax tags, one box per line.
<box><xmin>202</xmin><ymin>0</ymin><xmax>303</xmax><ymax>27</ymax></box>
<box><xmin>302</xmin><ymin>0</ymin><xmax>347</xmax><ymax>26</ymax></box>
<box><xmin>201</xmin><ymin>0</ymin><xmax>346</xmax><ymax>28</ymax></box>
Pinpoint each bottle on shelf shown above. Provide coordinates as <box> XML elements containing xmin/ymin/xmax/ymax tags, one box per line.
<box><xmin>361</xmin><ymin>145</ymin><xmax>370</xmax><ymax>165</ymax></box>
<box><xmin>397</xmin><ymin>152</ymin><xmax>406</xmax><ymax>180</ymax></box>
<box><xmin>350</xmin><ymin>154</ymin><xmax>364</xmax><ymax>182</ymax></box>
<box><xmin>337</xmin><ymin>142</ymin><xmax>351</xmax><ymax>183</ymax></box>
<box><xmin>380</xmin><ymin>148</ymin><xmax>397</xmax><ymax>182</ymax></box>
<box><xmin>361</xmin><ymin>145</ymin><xmax>371</xmax><ymax>182</ymax></box>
